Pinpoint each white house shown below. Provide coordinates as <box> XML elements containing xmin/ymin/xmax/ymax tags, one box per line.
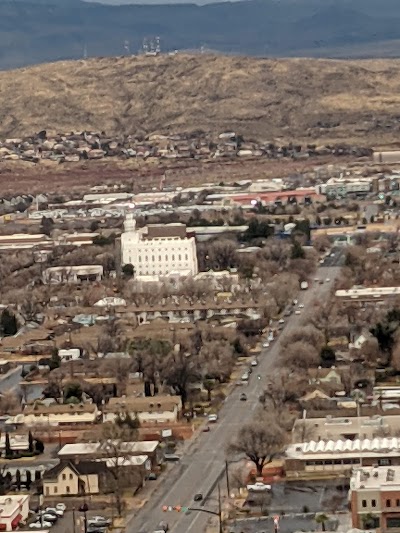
<box><xmin>121</xmin><ymin>214</ymin><xmax>198</xmax><ymax>277</ymax></box>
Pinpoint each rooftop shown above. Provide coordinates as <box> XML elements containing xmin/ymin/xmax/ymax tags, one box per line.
<box><xmin>58</xmin><ymin>440</ymin><xmax>159</xmax><ymax>457</ymax></box>
<box><xmin>351</xmin><ymin>465</ymin><xmax>400</xmax><ymax>491</ymax></box>
<box><xmin>0</xmin><ymin>495</ymin><xmax>29</xmax><ymax>517</ymax></box>
<box><xmin>104</xmin><ymin>395</ymin><xmax>182</xmax><ymax>413</ymax></box>
<box><xmin>287</xmin><ymin>437</ymin><xmax>400</xmax><ymax>461</ymax></box>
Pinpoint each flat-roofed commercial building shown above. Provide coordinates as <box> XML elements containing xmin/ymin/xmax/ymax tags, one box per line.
<box><xmin>285</xmin><ymin>438</ymin><xmax>400</xmax><ymax>477</ymax></box>
<box><xmin>350</xmin><ymin>466</ymin><xmax>400</xmax><ymax>531</ymax></box>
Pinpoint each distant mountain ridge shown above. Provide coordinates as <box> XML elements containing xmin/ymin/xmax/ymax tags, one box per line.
<box><xmin>1</xmin><ymin>0</ymin><xmax>400</xmax><ymax>69</ymax></box>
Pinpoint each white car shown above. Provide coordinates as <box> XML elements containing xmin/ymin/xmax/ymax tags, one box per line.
<box><xmin>247</xmin><ymin>482</ymin><xmax>272</xmax><ymax>492</ymax></box>
<box><xmin>263</xmin><ymin>342</ymin><xmax>270</xmax><ymax>348</ymax></box>
<box><xmin>208</xmin><ymin>414</ymin><xmax>218</xmax><ymax>423</ymax></box>
<box><xmin>30</xmin><ymin>521</ymin><xmax>53</xmax><ymax>529</ymax></box>
<box><xmin>326</xmin><ymin>278</ymin><xmax>331</xmax><ymax>282</ymax></box>
<box><xmin>295</xmin><ymin>310</ymin><xmax>301</xmax><ymax>315</ymax></box>
<box><xmin>278</xmin><ymin>319</ymin><xmax>285</xmax><ymax>324</ymax></box>
<box><xmin>251</xmin><ymin>360</ymin><xmax>258</xmax><ymax>367</ymax></box>
<box><xmin>88</xmin><ymin>517</ymin><xmax>111</xmax><ymax>525</ymax></box>
<box><xmin>298</xmin><ymin>304</ymin><xmax>304</xmax><ymax>308</ymax></box>
<box><xmin>56</xmin><ymin>504</ymin><xmax>66</xmax><ymax>512</ymax></box>
<box><xmin>45</xmin><ymin>508</ymin><xmax>64</xmax><ymax>517</ymax></box>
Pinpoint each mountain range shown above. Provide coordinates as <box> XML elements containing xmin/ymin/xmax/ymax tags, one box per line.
<box><xmin>2</xmin><ymin>0</ymin><xmax>400</xmax><ymax>69</ymax></box>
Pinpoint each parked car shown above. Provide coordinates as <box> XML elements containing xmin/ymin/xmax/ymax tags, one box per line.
<box><xmin>164</xmin><ymin>454</ymin><xmax>180</xmax><ymax>462</ymax></box>
<box><xmin>247</xmin><ymin>482</ymin><xmax>272</xmax><ymax>492</ymax></box>
<box><xmin>87</xmin><ymin>517</ymin><xmax>111</xmax><ymax>526</ymax></box>
<box><xmin>45</xmin><ymin>508</ymin><xmax>64</xmax><ymax>517</ymax></box>
<box><xmin>241</xmin><ymin>373</ymin><xmax>249</xmax><ymax>381</ymax></box>
<box><xmin>295</xmin><ymin>310</ymin><xmax>301</xmax><ymax>315</ymax></box>
<box><xmin>251</xmin><ymin>360</ymin><xmax>258</xmax><ymax>367</ymax></box>
<box><xmin>202</xmin><ymin>426</ymin><xmax>210</xmax><ymax>432</ymax></box>
<box><xmin>278</xmin><ymin>318</ymin><xmax>285</xmax><ymax>324</ymax></box>
<box><xmin>193</xmin><ymin>493</ymin><xmax>203</xmax><ymax>501</ymax></box>
<box><xmin>148</xmin><ymin>472</ymin><xmax>158</xmax><ymax>480</ymax></box>
<box><xmin>30</xmin><ymin>521</ymin><xmax>53</xmax><ymax>529</ymax></box>
<box><xmin>262</xmin><ymin>342</ymin><xmax>270</xmax><ymax>348</ymax></box>
<box><xmin>298</xmin><ymin>303</ymin><xmax>304</xmax><ymax>308</ymax></box>
<box><xmin>208</xmin><ymin>414</ymin><xmax>218</xmax><ymax>423</ymax></box>
<box><xmin>56</xmin><ymin>504</ymin><xmax>66</xmax><ymax>512</ymax></box>
<box><xmin>240</xmin><ymin>393</ymin><xmax>247</xmax><ymax>401</ymax></box>
<box><xmin>42</xmin><ymin>514</ymin><xmax>58</xmax><ymax>523</ymax></box>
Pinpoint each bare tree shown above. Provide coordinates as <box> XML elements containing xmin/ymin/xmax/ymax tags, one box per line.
<box><xmin>281</xmin><ymin>341</ymin><xmax>320</xmax><ymax>370</ymax></box>
<box><xmin>281</xmin><ymin>325</ymin><xmax>325</xmax><ymax>352</ymax></box>
<box><xmin>313</xmin><ymin>235</ymin><xmax>331</xmax><ymax>253</ymax></box>
<box><xmin>160</xmin><ymin>348</ymin><xmax>200</xmax><ymax>409</ymax></box>
<box><xmin>0</xmin><ymin>392</ymin><xmax>20</xmax><ymax>415</ymax></box>
<box><xmin>100</xmin><ymin>422</ymin><xmax>140</xmax><ymax>517</ymax></box>
<box><xmin>259</xmin><ymin>369</ymin><xmax>308</xmax><ymax>413</ymax></box>
<box><xmin>227</xmin><ymin>414</ymin><xmax>285</xmax><ymax>477</ymax></box>
<box><xmin>199</xmin><ymin>340</ymin><xmax>235</xmax><ymax>383</ymax></box>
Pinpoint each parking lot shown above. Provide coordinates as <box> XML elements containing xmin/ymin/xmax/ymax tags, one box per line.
<box><xmin>228</xmin><ymin>514</ymin><xmax>338</xmax><ymax>533</ymax></box>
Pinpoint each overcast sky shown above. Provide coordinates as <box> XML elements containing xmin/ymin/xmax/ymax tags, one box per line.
<box><xmin>84</xmin><ymin>0</ymin><xmax>237</xmax><ymax>4</ymax></box>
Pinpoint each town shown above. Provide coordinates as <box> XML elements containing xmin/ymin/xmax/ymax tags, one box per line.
<box><xmin>0</xmin><ymin>128</ymin><xmax>400</xmax><ymax>533</ymax></box>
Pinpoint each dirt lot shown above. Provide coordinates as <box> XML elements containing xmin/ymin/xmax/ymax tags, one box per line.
<box><xmin>0</xmin><ymin>153</ymin><xmax>361</xmax><ymax>196</ymax></box>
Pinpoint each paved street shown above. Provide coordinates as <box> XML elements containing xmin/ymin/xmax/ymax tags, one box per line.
<box><xmin>128</xmin><ymin>264</ymin><xmax>342</xmax><ymax>533</ymax></box>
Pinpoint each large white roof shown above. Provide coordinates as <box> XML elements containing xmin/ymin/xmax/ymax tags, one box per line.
<box><xmin>287</xmin><ymin>437</ymin><xmax>400</xmax><ymax>460</ymax></box>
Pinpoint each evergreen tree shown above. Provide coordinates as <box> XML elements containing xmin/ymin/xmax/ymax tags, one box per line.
<box><xmin>5</xmin><ymin>433</ymin><xmax>11</xmax><ymax>457</ymax></box>
<box><xmin>0</xmin><ymin>309</ymin><xmax>18</xmax><ymax>337</ymax></box>
<box><xmin>15</xmin><ymin>469</ymin><xmax>21</xmax><ymax>491</ymax></box>
<box><xmin>28</xmin><ymin>431</ymin><xmax>34</xmax><ymax>453</ymax></box>
<box><xmin>25</xmin><ymin>470</ymin><xmax>32</xmax><ymax>490</ymax></box>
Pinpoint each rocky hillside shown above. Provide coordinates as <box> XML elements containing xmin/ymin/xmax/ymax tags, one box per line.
<box><xmin>2</xmin><ymin>55</ymin><xmax>400</xmax><ymax>145</ymax></box>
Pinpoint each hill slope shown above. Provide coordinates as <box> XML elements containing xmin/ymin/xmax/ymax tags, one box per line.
<box><xmin>2</xmin><ymin>55</ymin><xmax>400</xmax><ymax>144</ymax></box>
<box><xmin>3</xmin><ymin>0</ymin><xmax>400</xmax><ymax>69</ymax></box>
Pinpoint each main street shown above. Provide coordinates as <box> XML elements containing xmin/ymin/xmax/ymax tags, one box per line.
<box><xmin>129</xmin><ymin>263</ymin><xmax>342</xmax><ymax>533</ymax></box>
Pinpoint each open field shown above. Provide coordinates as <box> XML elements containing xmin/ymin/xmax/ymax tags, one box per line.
<box><xmin>3</xmin><ymin>55</ymin><xmax>400</xmax><ymax>146</ymax></box>
<box><xmin>0</xmin><ymin>154</ymin><xmax>360</xmax><ymax>196</ymax></box>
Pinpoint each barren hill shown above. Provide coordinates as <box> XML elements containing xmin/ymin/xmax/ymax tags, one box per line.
<box><xmin>3</xmin><ymin>54</ymin><xmax>400</xmax><ymax>145</ymax></box>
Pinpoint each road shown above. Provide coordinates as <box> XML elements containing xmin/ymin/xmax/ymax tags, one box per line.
<box><xmin>128</xmin><ymin>264</ymin><xmax>342</xmax><ymax>533</ymax></box>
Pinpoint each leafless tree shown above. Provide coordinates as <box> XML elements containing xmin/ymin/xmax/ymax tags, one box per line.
<box><xmin>281</xmin><ymin>341</ymin><xmax>320</xmax><ymax>370</ymax></box>
<box><xmin>0</xmin><ymin>392</ymin><xmax>20</xmax><ymax>415</ymax></box>
<box><xmin>227</xmin><ymin>414</ymin><xmax>285</xmax><ymax>477</ymax></box>
<box><xmin>100</xmin><ymin>423</ymin><xmax>140</xmax><ymax>517</ymax></box>
<box><xmin>259</xmin><ymin>369</ymin><xmax>308</xmax><ymax>413</ymax></box>
<box><xmin>313</xmin><ymin>235</ymin><xmax>331</xmax><ymax>253</ymax></box>
<box><xmin>281</xmin><ymin>325</ymin><xmax>325</xmax><ymax>353</ymax></box>
<box><xmin>199</xmin><ymin>340</ymin><xmax>235</xmax><ymax>383</ymax></box>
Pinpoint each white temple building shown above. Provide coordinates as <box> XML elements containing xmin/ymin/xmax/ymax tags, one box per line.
<box><xmin>121</xmin><ymin>214</ymin><xmax>198</xmax><ymax>277</ymax></box>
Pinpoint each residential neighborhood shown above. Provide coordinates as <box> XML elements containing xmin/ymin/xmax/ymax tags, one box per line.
<box><xmin>1</xmin><ymin>127</ymin><xmax>400</xmax><ymax>533</ymax></box>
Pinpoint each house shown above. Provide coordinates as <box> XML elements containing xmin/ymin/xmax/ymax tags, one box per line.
<box><xmin>6</xmin><ymin>403</ymin><xmax>99</xmax><ymax>428</ymax></box>
<box><xmin>43</xmin><ymin>461</ymin><xmax>108</xmax><ymax>496</ymax></box>
<box><xmin>0</xmin><ymin>495</ymin><xmax>30</xmax><ymax>531</ymax></box>
<box><xmin>299</xmin><ymin>388</ymin><xmax>333</xmax><ymax>404</ymax></box>
<box><xmin>43</xmin><ymin>265</ymin><xmax>103</xmax><ymax>284</ymax></box>
<box><xmin>308</xmin><ymin>368</ymin><xmax>343</xmax><ymax>386</ymax></box>
<box><xmin>102</xmin><ymin>395</ymin><xmax>182</xmax><ymax>425</ymax></box>
<box><xmin>350</xmin><ymin>466</ymin><xmax>400</xmax><ymax>531</ymax></box>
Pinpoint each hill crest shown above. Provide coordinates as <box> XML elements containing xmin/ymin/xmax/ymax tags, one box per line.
<box><xmin>2</xmin><ymin>54</ymin><xmax>400</xmax><ymax>145</ymax></box>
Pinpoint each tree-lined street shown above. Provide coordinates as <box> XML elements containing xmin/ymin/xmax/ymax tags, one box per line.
<box><xmin>128</xmin><ymin>265</ymin><xmax>341</xmax><ymax>533</ymax></box>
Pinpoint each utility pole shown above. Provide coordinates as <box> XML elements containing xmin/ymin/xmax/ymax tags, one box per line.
<box><xmin>218</xmin><ymin>483</ymin><xmax>223</xmax><ymax>533</ymax></box>
<box><xmin>225</xmin><ymin>460</ymin><xmax>230</xmax><ymax>497</ymax></box>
